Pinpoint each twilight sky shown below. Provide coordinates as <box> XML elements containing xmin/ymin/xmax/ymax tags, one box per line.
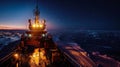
<box><xmin>0</xmin><ymin>0</ymin><xmax>120</xmax><ymax>30</ymax></box>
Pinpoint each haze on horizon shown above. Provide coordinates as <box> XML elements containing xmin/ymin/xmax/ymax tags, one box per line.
<box><xmin>0</xmin><ymin>0</ymin><xmax>120</xmax><ymax>30</ymax></box>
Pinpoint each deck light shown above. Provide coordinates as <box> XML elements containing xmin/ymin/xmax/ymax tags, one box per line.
<box><xmin>39</xmin><ymin>24</ymin><xmax>43</xmax><ymax>28</ymax></box>
<box><xmin>33</xmin><ymin>24</ymin><xmax>36</xmax><ymax>27</ymax></box>
<box><xmin>14</xmin><ymin>53</ymin><xmax>19</xmax><ymax>59</ymax></box>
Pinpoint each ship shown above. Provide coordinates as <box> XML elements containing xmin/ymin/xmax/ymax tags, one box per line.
<box><xmin>0</xmin><ymin>1</ymin><xmax>97</xmax><ymax>67</ymax></box>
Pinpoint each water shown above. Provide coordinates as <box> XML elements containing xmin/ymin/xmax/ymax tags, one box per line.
<box><xmin>0</xmin><ymin>30</ymin><xmax>24</xmax><ymax>50</ymax></box>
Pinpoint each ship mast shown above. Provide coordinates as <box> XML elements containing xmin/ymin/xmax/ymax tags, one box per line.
<box><xmin>34</xmin><ymin>0</ymin><xmax>40</xmax><ymax>24</ymax></box>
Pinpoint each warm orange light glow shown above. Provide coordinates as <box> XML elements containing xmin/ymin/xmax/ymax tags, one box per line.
<box><xmin>39</xmin><ymin>24</ymin><xmax>43</xmax><ymax>28</ymax></box>
<box><xmin>32</xmin><ymin>24</ymin><xmax>43</xmax><ymax>28</ymax></box>
<box><xmin>33</xmin><ymin>54</ymin><xmax>36</xmax><ymax>57</ymax></box>
<box><xmin>36</xmin><ymin>24</ymin><xmax>39</xmax><ymax>27</ymax></box>
<box><xmin>33</xmin><ymin>24</ymin><xmax>36</xmax><ymax>27</ymax></box>
<box><xmin>29</xmin><ymin>48</ymin><xmax>47</xmax><ymax>66</ymax></box>
<box><xmin>14</xmin><ymin>53</ymin><xmax>19</xmax><ymax>59</ymax></box>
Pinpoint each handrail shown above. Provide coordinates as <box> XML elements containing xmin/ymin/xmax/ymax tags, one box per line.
<box><xmin>63</xmin><ymin>52</ymin><xmax>82</xmax><ymax>67</ymax></box>
<box><xmin>0</xmin><ymin>40</ymin><xmax>20</xmax><ymax>64</ymax></box>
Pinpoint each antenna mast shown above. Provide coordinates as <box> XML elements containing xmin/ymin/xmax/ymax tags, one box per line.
<box><xmin>34</xmin><ymin>0</ymin><xmax>40</xmax><ymax>24</ymax></box>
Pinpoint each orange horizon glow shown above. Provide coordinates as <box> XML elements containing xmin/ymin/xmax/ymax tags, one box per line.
<box><xmin>0</xmin><ymin>22</ymin><xmax>59</xmax><ymax>30</ymax></box>
<box><xmin>0</xmin><ymin>25</ymin><xmax>27</xmax><ymax>30</ymax></box>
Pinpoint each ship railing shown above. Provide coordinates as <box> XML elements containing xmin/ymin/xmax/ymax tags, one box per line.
<box><xmin>63</xmin><ymin>52</ymin><xmax>82</xmax><ymax>67</ymax></box>
<box><xmin>0</xmin><ymin>40</ymin><xmax>20</xmax><ymax>64</ymax></box>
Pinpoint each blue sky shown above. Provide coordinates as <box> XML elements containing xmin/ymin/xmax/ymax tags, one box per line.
<box><xmin>0</xmin><ymin>0</ymin><xmax>120</xmax><ymax>30</ymax></box>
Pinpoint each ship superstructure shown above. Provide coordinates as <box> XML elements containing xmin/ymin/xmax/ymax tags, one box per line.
<box><xmin>24</xmin><ymin>4</ymin><xmax>47</xmax><ymax>47</ymax></box>
<box><xmin>28</xmin><ymin>4</ymin><xmax>46</xmax><ymax>32</ymax></box>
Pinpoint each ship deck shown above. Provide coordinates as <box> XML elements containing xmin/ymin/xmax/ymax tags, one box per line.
<box><xmin>0</xmin><ymin>40</ymin><xmax>97</xmax><ymax>67</ymax></box>
<box><xmin>56</xmin><ymin>42</ymin><xmax>97</xmax><ymax>67</ymax></box>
